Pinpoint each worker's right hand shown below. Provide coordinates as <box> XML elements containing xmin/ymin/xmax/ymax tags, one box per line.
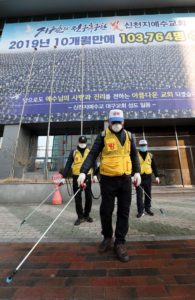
<box><xmin>132</xmin><ymin>173</ymin><xmax>141</xmax><ymax>187</ymax></box>
<box><xmin>59</xmin><ymin>178</ymin><xmax>66</xmax><ymax>186</ymax></box>
<box><xmin>155</xmin><ymin>177</ymin><xmax>160</xmax><ymax>184</ymax></box>
<box><xmin>92</xmin><ymin>175</ymin><xmax>98</xmax><ymax>183</ymax></box>
<box><xmin>77</xmin><ymin>173</ymin><xmax>86</xmax><ymax>187</ymax></box>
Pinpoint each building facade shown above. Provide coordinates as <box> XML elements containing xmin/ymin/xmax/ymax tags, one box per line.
<box><xmin>0</xmin><ymin>4</ymin><xmax>195</xmax><ymax>186</ymax></box>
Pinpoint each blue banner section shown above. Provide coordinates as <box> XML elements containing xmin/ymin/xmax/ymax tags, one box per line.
<box><xmin>7</xmin><ymin>88</ymin><xmax>195</xmax><ymax>111</ymax></box>
<box><xmin>1</xmin><ymin>88</ymin><xmax>195</xmax><ymax>124</ymax></box>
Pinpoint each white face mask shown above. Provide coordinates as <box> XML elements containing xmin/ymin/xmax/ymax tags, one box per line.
<box><xmin>140</xmin><ymin>146</ymin><xmax>147</xmax><ymax>152</ymax></box>
<box><xmin>79</xmin><ymin>143</ymin><xmax>87</xmax><ymax>149</ymax></box>
<box><xmin>111</xmin><ymin>123</ymin><xmax>123</xmax><ymax>133</ymax></box>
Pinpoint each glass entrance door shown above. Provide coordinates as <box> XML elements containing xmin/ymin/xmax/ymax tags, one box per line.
<box><xmin>179</xmin><ymin>146</ymin><xmax>195</xmax><ymax>186</ymax></box>
<box><xmin>151</xmin><ymin>148</ymin><xmax>183</xmax><ymax>186</ymax></box>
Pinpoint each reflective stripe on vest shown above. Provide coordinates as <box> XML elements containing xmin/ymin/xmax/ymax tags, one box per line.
<box><xmin>71</xmin><ymin>148</ymin><xmax>92</xmax><ymax>175</ymax></box>
<box><xmin>100</xmin><ymin>128</ymin><xmax>132</xmax><ymax>176</ymax></box>
<box><xmin>139</xmin><ymin>152</ymin><xmax>152</xmax><ymax>175</ymax></box>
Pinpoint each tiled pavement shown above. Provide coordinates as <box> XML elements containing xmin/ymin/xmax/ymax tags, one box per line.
<box><xmin>1</xmin><ymin>240</ymin><xmax>195</xmax><ymax>299</ymax></box>
<box><xmin>0</xmin><ymin>185</ymin><xmax>195</xmax><ymax>243</ymax></box>
<box><xmin>0</xmin><ymin>185</ymin><xmax>195</xmax><ymax>299</ymax></box>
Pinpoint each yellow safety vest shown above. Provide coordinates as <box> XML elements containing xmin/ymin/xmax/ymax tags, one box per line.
<box><xmin>71</xmin><ymin>148</ymin><xmax>92</xmax><ymax>175</ymax></box>
<box><xmin>100</xmin><ymin>128</ymin><xmax>132</xmax><ymax>176</ymax></box>
<box><xmin>139</xmin><ymin>152</ymin><xmax>152</xmax><ymax>175</ymax></box>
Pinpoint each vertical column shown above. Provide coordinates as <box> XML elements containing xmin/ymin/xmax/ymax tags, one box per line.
<box><xmin>0</xmin><ymin>125</ymin><xmax>34</xmax><ymax>178</ymax></box>
<box><xmin>28</xmin><ymin>135</ymin><xmax>38</xmax><ymax>172</ymax></box>
<box><xmin>0</xmin><ymin>125</ymin><xmax>19</xmax><ymax>178</ymax></box>
<box><xmin>175</xmin><ymin>126</ymin><xmax>184</xmax><ymax>187</ymax></box>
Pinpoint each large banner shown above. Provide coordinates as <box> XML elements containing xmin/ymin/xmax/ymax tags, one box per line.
<box><xmin>1</xmin><ymin>13</ymin><xmax>195</xmax><ymax>124</ymax></box>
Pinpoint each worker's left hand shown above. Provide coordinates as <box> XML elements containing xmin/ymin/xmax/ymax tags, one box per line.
<box><xmin>77</xmin><ymin>173</ymin><xmax>86</xmax><ymax>187</ymax></box>
<box><xmin>132</xmin><ymin>173</ymin><xmax>141</xmax><ymax>187</ymax></box>
<box><xmin>92</xmin><ymin>175</ymin><xmax>98</xmax><ymax>183</ymax></box>
<box><xmin>155</xmin><ymin>177</ymin><xmax>160</xmax><ymax>184</ymax></box>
